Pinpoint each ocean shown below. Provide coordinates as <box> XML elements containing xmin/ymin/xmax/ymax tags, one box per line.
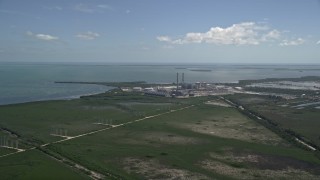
<box><xmin>1</xmin><ymin>62</ymin><xmax>320</xmax><ymax>105</ymax></box>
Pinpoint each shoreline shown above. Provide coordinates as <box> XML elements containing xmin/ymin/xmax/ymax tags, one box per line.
<box><xmin>0</xmin><ymin>81</ymin><xmax>162</xmax><ymax>106</ymax></box>
<box><xmin>0</xmin><ymin>85</ymin><xmax>112</xmax><ymax>107</ymax></box>
<box><xmin>0</xmin><ymin>91</ymin><xmax>106</xmax><ymax>107</ymax></box>
<box><xmin>2</xmin><ymin>75</ymin><xmax>320</xmax><ymax>106</ymax></box>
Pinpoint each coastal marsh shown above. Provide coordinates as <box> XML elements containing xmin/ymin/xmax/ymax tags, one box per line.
<box><xmin>0</xmin><ymin>92</ymin><xmax>319</xmax><ymax>179</ymax></box>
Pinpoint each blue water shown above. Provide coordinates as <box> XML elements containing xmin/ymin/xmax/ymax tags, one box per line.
<box><xmin>1</xmin><ymin>62</ymin><xmax>320</xmax><ymax>105</ymax></box>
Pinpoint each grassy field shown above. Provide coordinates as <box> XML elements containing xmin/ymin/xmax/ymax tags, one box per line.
<box><xmin>0</xmin><ymin>91</ymin><xmax>187</xmax><ymax>145</ymax></box>
<box><xmin>0</xmin><ymin>148</ymin><xmax>15</xmax><ymax>156</ymax></box>
<box><xmin>0</xmin><ymin>149</ymin><xmax>88</xmax><ymax>180</ymax></box>
<box><xmin>48</xmin><ymin>100</ymin><xmax>320</xmax><ymax>179</ymax></box>
<box><xmin>225</xmin><ymin>94</ymin><xmax>320</xmax><ymax>148</ymax></box>
<box><xmin>0</xmin><ymin>91</ymin><xmax>320</xmax><ymax>179</ymax></box>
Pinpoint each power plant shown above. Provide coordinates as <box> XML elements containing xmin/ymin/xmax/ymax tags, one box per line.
<box><xmin>120</xmin><ymin>72</ymin><xmax>235</xmax><ymax>98</ymax></box>
<box><xmin>176</xmin><ymin>72</ymin><xmax>179</xmax><ymax>90</ymax></box>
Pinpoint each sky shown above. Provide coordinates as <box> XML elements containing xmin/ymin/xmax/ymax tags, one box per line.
<box><xmin>0</xmin><ymin>0</ymin><xmax>319</xmax><ymax>63</ymax></box>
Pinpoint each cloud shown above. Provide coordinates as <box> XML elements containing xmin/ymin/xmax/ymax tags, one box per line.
<box><xmin>157</xmin><ymin>22</ymin><xmax>284</xmax><ymax>45</ymax></box>
<box><xmin>97</xmin><ymin>4</ymin><xmax>112</xmax><ymax>10</ymax></box>
<box><xmin>317</xmin><ymin>40</ymin><xmax>320</xmax><ymax>45</ymax></box>
<box><xmin>262</xmin><ymin>30</ymin><xmax>281</xmax><ymax>41</ymax></box>
<box><xmin>26</xmin><ymin>31</ymin><xmax>59</xmax><ymax>41</ymax></box>
<box><xmin>75</xmin><ymin>4</ymin><xmax>112</xmax><ymax>13</ymax></box>
<box><xmin>76</xmin><ymin>31</ymin><xmax>100</xmax><ymax>40</ymax></box>
<box><xmin>156</xmin><ymin>36</ymin><xmax>172</xmax><ymax>42</ymax></box>
<box><xmin>279</xmin><ymin>38</ymin><xmax>305</xmax><ymax>46</ymax></box>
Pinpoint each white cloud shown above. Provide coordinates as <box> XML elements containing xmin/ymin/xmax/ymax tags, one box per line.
<box><xmin>279</xmin><ymin>38</ymin><xmax>305</xmax><ymax>46</ymax></box>
<box><xmin>156</xmin><ymin>36</ymin><xmax>172</xmax><ymax>42</ymax></box>
<box><xmin>262</xmin><ymin>29</ymin><xmax>281</xmax><ymax>41</ymax></box>
<box><xmin>76</xmin><ymin>31</ymin><xmax>100</xmax><ymax>40</ymax></box>
<box><xmin>97</xmin><ymin>4</ymin><xmax>112</xmax><ymax>9</ymax></box>
<box><xmin>317</xmin><ymin>40</ymin><xmax>320</xmax><ymax>45</ymax></box>
<box><xmin>125</xmin><ymin>10</ymin><xmax>131</xmax><ymax>14</ymax></box>
<box><xmin>26</xmin><ymin>31</ymin><xmax>59</xmax><ymax>41</ymax></box>
<box><xmin>157</xmin><ymin>22</ymin><xmax>284</xmax><ymax>45</ymax></box>
<box><xmin>35</xmin><ymin>34</ymin><xmax>58</xmax><ymax>41</ymax></box>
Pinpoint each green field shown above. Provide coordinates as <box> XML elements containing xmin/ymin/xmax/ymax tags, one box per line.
<box><xmin>225</xmin><ymin>94</ymin><xmax>320</xmax><ymax>148</ymax></box>
<box><xmin>0</xmin><ymin>91</ymin><xmax>187</xmax><ymax>145</ymax></box>
<box><xmin>0</xmin><ymin>91</ymin><xmax>320</xmax><ymax>179</ymax></box>
<box><xmin>0</xmin><ymin>149</ymin><xmax>88</xmax><ymax>179</ymax></box>
<box><xmin>48</xmin><ymin>103</ymin><xmax>320</xmax><ymax>179</ymax></box>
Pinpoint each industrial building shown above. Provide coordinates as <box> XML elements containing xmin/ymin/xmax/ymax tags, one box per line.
<box><xmin>119</xmin><ymin>72</ymin><xmax>239</xmax><ymax>98</ymax></box>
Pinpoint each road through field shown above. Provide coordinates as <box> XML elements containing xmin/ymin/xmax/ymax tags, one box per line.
<box><xmin>44</xmin><ymin>105</ymin><xmax>194</xmax><ymax>146</ymax></box>
<box><xmin>1</xmin><ymin>105</ymin><xmax>194</xmax><ymax>157</ymax></box>
<box><xmin>0</xmin><ymin>104</ymin><xmax>195</xmax><ymax>179</ymax></box>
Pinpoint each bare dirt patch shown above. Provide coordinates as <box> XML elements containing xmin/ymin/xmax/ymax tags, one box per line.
<box><xmin>122</xmin><ymin>157</ymin><xmax>208</xmax><ymax>180</ymax></box>
<box><xmin>206</xmin><ymin>150</ymin><xmax>320</xmax><ymax>179</ymax></box>
<box><xmin>205</xmin><ymin>100</ymin><xmax>231</xmax><ymax>107</ymax></box>
<box><xmin>176</xmin><ymin>115</ymin><xmax>288</xmax><ymax>146</ymax></box>
<box><xmin>201</xmin><ymin>158</ymin><xmax>320</xmax><ymax>180</ymax></box>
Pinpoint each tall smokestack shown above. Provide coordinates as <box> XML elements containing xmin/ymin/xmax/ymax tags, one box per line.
<box><xmin>176</xmin><ymin>72</ymin><xmax>179</xmax><ymax>90</ymax></box>
<box><xmin>182</xmin><ymin>73</ymin><xmax>184</xmax><ymax>84</ymax></box>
